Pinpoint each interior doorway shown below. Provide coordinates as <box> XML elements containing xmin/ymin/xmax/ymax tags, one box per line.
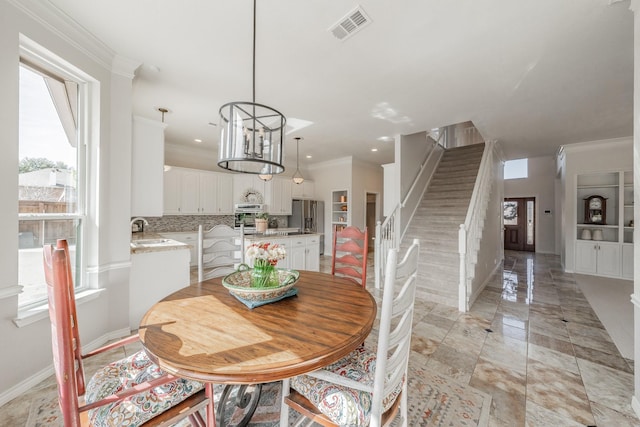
<box><xmin>503</xmin><ymin>197</ymin><xmax>535</xmax><ymax>252</ymax></box>
<box><xmin>365</xmin><ymin>192</ymin><xmax>378</xmax><ymax>252</ymax></box>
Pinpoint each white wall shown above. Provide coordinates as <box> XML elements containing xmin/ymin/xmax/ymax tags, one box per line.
<box><xmin>308</xmin><ymin>157</ymin><xmax>353</xmax><ymax>255</ymax></box>
<box><xmin>351</xmin><ymin>159</ymin><xmax>384</xmax><ymax>231</ymax></box>
<box><xmin>561</xmin><ymin>138</ymin><xmax>633</xmax><ymax>273</ymax></box>
<box><xmin>0</xmin><ymin>1</ymin><xmax>135</xmax><ymax>403</ymax></box>
<box><xmin>504</xmin><ymin>155</ymin><xmax>557</xmax><ymax>254</ymax></box>
<box><xmin>469</xmin><ymin>145</ymin><xmax>504</xmax><ymax>306</ymax></box>
<box><xmin>398</xmin><ymin>131</ymin><xmax>430</xmax><ymax>199</ymax></box>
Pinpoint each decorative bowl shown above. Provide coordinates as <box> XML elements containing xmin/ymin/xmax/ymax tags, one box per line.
<box><xmin>222</xmin><ymin>268</ymin><xmax>299</xmax><ymax>301</ymax></box>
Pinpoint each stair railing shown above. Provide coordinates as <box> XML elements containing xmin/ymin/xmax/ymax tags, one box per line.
<box><xmin>374</xmin><ymin>132</ymin><xmax>444</xmax><ymax>289</ymax></box>
<box><xmin>458</xmin><ymin>140</ymin><xmax>494</xmax><ymax>311</ymax></box>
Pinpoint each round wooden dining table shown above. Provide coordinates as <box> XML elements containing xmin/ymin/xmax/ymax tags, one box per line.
<box><xmin>138</xmin><ymin>270</ymin><xmax>377</xmax><ymax>426</ymax></box>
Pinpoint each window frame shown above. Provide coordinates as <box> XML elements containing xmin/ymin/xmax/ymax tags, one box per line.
<box><xmin>17</xmin><ymin>45</ymin><xmax>89</xmax><ymax>310</ymax></box>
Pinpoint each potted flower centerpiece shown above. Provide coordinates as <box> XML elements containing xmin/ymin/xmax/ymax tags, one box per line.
<box><xmin>246</xmin><ymin>242</ymin><xmax>286</xmax><ymax>288</ymax></box>
<box><xmin>255</xmin><ymin>212</ymin><xmax>269</xmax><ymax>233</ymax></box>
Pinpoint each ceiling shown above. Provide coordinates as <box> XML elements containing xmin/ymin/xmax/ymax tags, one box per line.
<box><xmin>47</xmin><ymin>0</ymin><xmax>633</xmax><ymax>172</ymax></box>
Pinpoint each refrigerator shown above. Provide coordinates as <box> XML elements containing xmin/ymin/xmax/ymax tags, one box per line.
<box><xmin>289</xmin><ymin>199</ymin><xmax>325</xmax><ymax>254</ymax></box>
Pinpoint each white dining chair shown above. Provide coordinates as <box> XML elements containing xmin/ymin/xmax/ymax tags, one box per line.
<box><xmin>197</xmin><ymin>223</ymin><xmax>245</xmax><ymax>282</ymax></box>
<box><xmin>280</xmin><ymin>238</ymin><xmax>420</xmax><ymax>427</ymax></box>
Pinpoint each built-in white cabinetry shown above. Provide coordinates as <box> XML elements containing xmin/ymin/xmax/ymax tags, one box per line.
<box><xmin>331</xmin><ymin>190</ymin><xmax>350</xmax><ymax>232</ymax></box>
<box><xmin>233</xmin><ymin>175</ymin><xmax>265</xmax><ymax>203</ymax></box>
<box><xmin>575</xmin><ymin>240</ymin><xmax>621</xmax><ymax>277</ymax></box>
<box><xmin>131</xmin><ymin>116</ymin><xmax>166</xmax><ymax>217</ymax></box>
<box><xmin>622</xmin><ymin>244</ymin><xmax>634</xmax><ymax>279</ymax></box>
<box><xmin>129</xmin><ymin>246</ymin><xmax>190</xmax><ymax>329</ymax></box>
<box><xmin>574</xmin><ymin>170</ymin><xmax>633</xmax><ymax>279</ymax></box>
<box><xmin>159</xmin><ymin>232</ymin><xmax>198</xmax><ymax>266</ymax></box>
<box><xmin>163</xmin><ymin>166</ymin><xmax>233</xmax><ymax>215</ymax></box>
<box><xmin>244</xmin><ymin>234</ymin><xmax>320</xmax><ymax>271</ymax></box>
<box><xmin>265</xmin><ymin>177</ymin><xmax>293</xmax><ymax>215</ymax></box>
<box><xmin>291</xmin><ymin>180</ymin><xmax>315</xmax><ymax>199</ymax></box>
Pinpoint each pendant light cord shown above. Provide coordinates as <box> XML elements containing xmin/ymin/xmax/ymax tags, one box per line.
<box><xmin>252</xmin><ymin>0</ymin><xmax>256</xmax><ymax>106</ymax></box>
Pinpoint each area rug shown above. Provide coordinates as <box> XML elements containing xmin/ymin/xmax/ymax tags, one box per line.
<box><xmin>27</xmin><ymin>369</ymin><xmax>491</xmax><ymax>426</ymax></box>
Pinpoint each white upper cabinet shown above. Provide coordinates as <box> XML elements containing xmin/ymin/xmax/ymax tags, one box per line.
<box><xmin>163</xmin><ymin>167</ymin><xmax>234</xmax><ymax>215</ymax></box>
<box><xmin>233</xmin><ymin>175</ymin><xmax>266</xmax><ymax>203</ymax></box>
<box><xmin>265</xmin><ymin>177</ymin><xmax>292</xmax><ymax>215</ymax></box>
<box><xmin>291</xmin><ymin>180</ymin><xmax>315</xmax><ymax>199</ymax></box>
<box><xmin>131</xmin><ymin>116</ymin><xmax>167</xmax><ymax>217</ymax></box>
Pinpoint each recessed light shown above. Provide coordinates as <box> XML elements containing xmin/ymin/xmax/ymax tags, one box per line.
<box><xmin>194</xmin><ymin>139</ymin><xmax>202</xmax><ymax>143</ymax></box>
<box><xmin>306</xmin><ymin>155</ymin><xmax>312</xmax><ymax>159</ymax></box>
<box><xmin>371</xmin><ymin>148</ymin><xmax>378</xmax><ymax>152</ymax></box>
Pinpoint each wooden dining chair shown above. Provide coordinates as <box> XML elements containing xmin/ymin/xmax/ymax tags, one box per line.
<box><xmin>281</xmin><ymin>239</ymin><xmax>420</xmax><ymax>427</ymax></box>
<box><xmin>331</xmin><ymin>225</ymin><xmax>369</xmax><ymax>287</ymax></box>
<box><xmin>197</xmin><ymin>223</ymin><xmax>245</xmax><ymax>282</ymax></box>
<box><xmin>44</xmin><ymin>239</ymin><xmax>208</xmax><ymax>426</ymax></box>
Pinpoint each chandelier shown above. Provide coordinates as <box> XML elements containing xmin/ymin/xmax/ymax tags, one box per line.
<box><xmin>218</xmin><ymin>0</ymin><xmax>286</xmax><ymax>175</ymax></box>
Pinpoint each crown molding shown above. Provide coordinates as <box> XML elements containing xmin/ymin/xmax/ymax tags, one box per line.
<box><xmin>560</xmin><ymin>136</ymin><xmax>632</xmax><ymax>154</ymax></box>
<box><xmin>112</xmin><ymin>55</ymin><xmax>142</xmax><ymax>79</ymax></box>
<box><xmin>9</xmin><ymin>0</ymin><xmax>116</xmax><ymax>70</ymax></box>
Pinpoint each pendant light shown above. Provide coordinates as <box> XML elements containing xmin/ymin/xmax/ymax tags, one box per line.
<box><xmin>258</xmin><ymin>172</ymin><xmax>273</xmax><ymax>181</ymax></box>
<box><xmin>292</xmin><ymin>137</ymin><xmax>304</xmax><ymax>185</ymax></box>
<box><xmin>218</xmin><ymin>0</ymin><xmax>286</xmax><ymax>175</ymax></box>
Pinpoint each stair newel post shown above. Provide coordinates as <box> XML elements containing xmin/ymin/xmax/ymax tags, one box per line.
<box><xmin>458</xmin><ymin>224</ymin><xmax>467</xmax><ymax>312</ymax></box>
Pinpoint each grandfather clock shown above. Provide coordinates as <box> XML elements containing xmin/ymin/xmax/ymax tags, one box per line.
<box><xmin>584</xmin><ymin>195</ymin><xmax>606</xmax><ymax>224</ymax></box>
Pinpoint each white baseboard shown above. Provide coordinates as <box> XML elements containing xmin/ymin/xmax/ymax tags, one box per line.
<box><xmin>0</xmin><ymin>327</ymin><xmax>132</xmax><ymax>407</ymax></box>
<box><xmin>632</xmin><ymin>395</ymin><xmax>640</xmax><ymax>419</ymax></box>
<box><xmin>467</xmin><ymin>263</ymin><xmax>502</xmax><ymax>309</ymax></box>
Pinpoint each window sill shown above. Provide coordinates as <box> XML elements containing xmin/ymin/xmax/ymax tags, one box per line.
<box><xmin>13</xmin><ymin>288</ymin><xmax>105</xmax><ymax>328</ymax></box>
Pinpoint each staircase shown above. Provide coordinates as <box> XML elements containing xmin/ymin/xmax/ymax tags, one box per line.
<box><xmin>401</xmin><ymin>143</ymin><xmax>485</xmax><ymax>307</ymax></box>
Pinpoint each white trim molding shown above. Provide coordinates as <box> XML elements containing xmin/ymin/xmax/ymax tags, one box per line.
<box><xmin>86</xmin><ymin>260</ymin><xmax>132</xmax><ymax>275</ymax></box>
<box><xmin>630</xmin><ymin>293</ymin><xmax>640</xmax><ymax>308</ymax></box>
<box><xmin>0</xmin><ymin>326</ymin><xmax>132</xmax><ymax>407</ymax></box>
<box><xmin>0</xmin><ymin>285</ymin><xmax>23</xmax><ymax>301</ymax></box>
<box><xmin>13</xmin><ymin>288</ymin><xmax>105</xmax><ymax>328</ymax></box>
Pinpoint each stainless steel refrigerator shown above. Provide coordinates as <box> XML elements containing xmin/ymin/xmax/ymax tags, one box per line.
<box><xmin>289</xmin><ymin>199</ymin><xmax>325</xmax><ymax>254</ymax></box>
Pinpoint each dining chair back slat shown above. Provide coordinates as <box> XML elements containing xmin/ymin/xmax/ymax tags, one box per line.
<box><xmin>198</xmin><ymin>224</ymin><xmax>245</xmax><ymax>282</ymax></box>
<box><xmin>331</xmin><ymin>225</ymin><xmax>368</xmax><ymax>287</ymax></box>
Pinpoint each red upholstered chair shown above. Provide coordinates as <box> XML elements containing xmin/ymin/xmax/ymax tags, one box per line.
<box><xmin>331</xmin><ymin>225</ymin><xmax>369</xmax><ymax>287</ymax></box>
<box><xmin>43</xmin><ymin>239</ymin><xmax>208</xmax><ymax>426</ymax></box>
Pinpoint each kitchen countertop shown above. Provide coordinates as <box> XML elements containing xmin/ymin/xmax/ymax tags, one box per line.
<box><xmin>130</xmin><ymin>232</ymin><xmax>190</xmax><ymax>254</ymax></box>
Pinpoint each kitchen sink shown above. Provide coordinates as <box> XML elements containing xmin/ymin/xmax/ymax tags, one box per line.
<box><xmin>130</xmin><ymin>238</ymin><xmax>174</xmax><ymax>248</ymax></box>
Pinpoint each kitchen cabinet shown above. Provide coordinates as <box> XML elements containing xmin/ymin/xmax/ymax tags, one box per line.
<box><xmin>159</xmin><ymin>232</ymin><xmax>198</xmax><ymax>266</ymax></box>
<box><xmin>131</xmin><ymin>116</ymin><xmax>166</xmax><ymax>217</ymax></box>
<box><xmin>129</xmin><ymin>246</ymin><xmax>190</xmax><ymax>329</ymax></box>
<box><xmin>245</xmin><ymin>234</ymin><xmax>320</xmax><ymax>271</ymax></box>
<box><xmin>291</xmin><ymin>180</ymin><xmax>315</xmax><ymax>199</ymax></box>
<box><xmin>163</xmin><ymin>167</ymin><xmax>233</xmax><ymax>215</ymax></box>
<box><xmin>216</xmin><ymin>173</ymin><xmax>234</xmax><ymax>214</ymax></box>
<box><xmin>265</xmin><ymin>177</ymin><xmax>293</xmax><ymax>215</ymax></box>
<box><xmin>233</xmin><ymin>175</ymin><xmax>265</xmax><ymax>203</ymax></box>
<box><xmin>575</xmin><ymin>240</ymin><xmax>621</xmax><ymax>277</ymax></box>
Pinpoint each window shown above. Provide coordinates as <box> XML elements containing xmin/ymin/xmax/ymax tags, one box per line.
<box><xmin>504</xmin><ymin>158</ymin><xmax>528</xmax><ymax>180</ymax></box>
<box><xmin>18</xmin><ymin>60</ymin><xmax>86</xmax><ymax>308</ymax></box>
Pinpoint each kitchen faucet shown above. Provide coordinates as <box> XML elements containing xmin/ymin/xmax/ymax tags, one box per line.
<box><xmin>130</xmin><ymin>217</ymin><xmax>149</xmax><ymax>233</ymax></box>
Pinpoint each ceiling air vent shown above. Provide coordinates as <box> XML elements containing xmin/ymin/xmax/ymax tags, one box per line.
<box><xmin>329</xmin><ymin>6</ymin><xmax>371</xmax><ymax>41</ymax></box>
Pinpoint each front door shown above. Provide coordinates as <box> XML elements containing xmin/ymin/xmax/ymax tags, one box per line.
<box><xmin>503</xmin><ymin>197</ymin><xmax>535</xmax><ymax>252</ymax></box>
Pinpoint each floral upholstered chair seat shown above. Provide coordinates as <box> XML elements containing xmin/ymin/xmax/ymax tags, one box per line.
<box><xmin>290</xmin><ymin>346</ymin><xmax>403</xmax><ymax>427</ymax></box>
<box><xmin>85</xmin><ymin>350</ymin><xmax>203</xmax><ymax>426</ymax></box>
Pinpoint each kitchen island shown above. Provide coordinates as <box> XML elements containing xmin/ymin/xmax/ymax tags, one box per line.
<box><xmin>129</xmin><ymin>233</ymin><xmax>190</xmax><ymax>329</ymax></box>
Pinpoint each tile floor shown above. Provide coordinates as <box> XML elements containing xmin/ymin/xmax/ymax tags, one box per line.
<box><xmin>2</xmin><ymin>250</ymin><xmax>638</xmax><ymax>426</ymax></box>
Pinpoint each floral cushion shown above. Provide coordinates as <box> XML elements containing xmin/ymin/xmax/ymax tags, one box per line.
<box><xmin>85</xmin><ymin>350</ymin><xmax>203</xmax><ymax>427</ymax></box>
<box><xmin>290</xmin><ymin>346</ymin><xmax>403</xmax><ymax>426</ymax></box>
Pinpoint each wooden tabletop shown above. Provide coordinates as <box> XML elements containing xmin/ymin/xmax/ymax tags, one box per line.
<box><xmin>138</xmin><ymin>271</ymin><xmax>377</xmax><ymax>384</ymax></box>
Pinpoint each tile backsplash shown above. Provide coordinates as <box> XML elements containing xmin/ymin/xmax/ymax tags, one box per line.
<box><xmin>141</xmin><ymin>215</ymin><xmax>288</xmax><ymax>232</ymax></box>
